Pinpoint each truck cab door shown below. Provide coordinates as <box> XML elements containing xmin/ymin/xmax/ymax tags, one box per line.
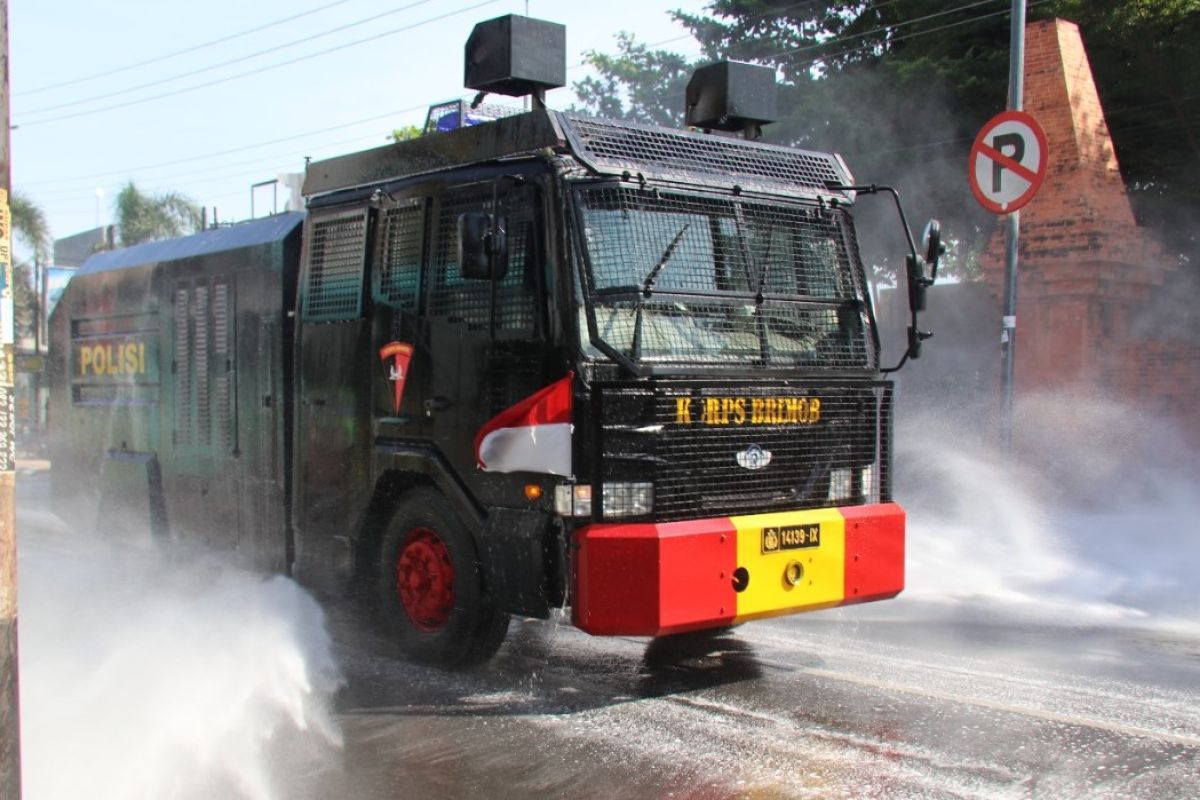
<box><xmin>422</xmin><ymin>180</ymin><xmax>550</xmax><ymax>493</ymax></box>
<box><xmin>293</xmin><ymin>205</ymin><xmax>374</xmax><ymax>587</ymax></box>
<box><xmin>370</xmin><ymin>196</ymin><xmax>433</xmax><ymax>440</ymax></box>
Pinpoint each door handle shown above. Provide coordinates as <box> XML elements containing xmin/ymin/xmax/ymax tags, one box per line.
<box><xmin>423</xmin><ymin>396</ymin><xmax>451</xmax><ymax>416</ymax></box>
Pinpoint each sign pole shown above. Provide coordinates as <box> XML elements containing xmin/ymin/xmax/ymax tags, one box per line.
<box><xmin>1000</xmin><ymin>0</ymin><xmax>1026</xmax><ymax>452</ymax></box>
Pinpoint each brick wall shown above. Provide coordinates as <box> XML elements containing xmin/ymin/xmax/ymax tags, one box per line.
<box><xmin>978</xmin><ymin>19</ymin><xmax>1198</xmax><ymax>444</ymax></box>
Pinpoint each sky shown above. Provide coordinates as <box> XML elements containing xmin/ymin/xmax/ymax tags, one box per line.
<box><xmin>10</xmin><ymin>0</ymin><xmax>711</xmax><ymax>255</ymax></box>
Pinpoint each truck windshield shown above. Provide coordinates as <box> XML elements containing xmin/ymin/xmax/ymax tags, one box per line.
<box><xmin>574</xmin><ymin>185</ymin><xmax>875</xmax><ymax>371</ymax></box>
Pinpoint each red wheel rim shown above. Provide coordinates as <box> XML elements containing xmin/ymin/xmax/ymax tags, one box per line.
<box><xmin>395</xmin><ymin>527</ymin><xmax>455</xmax><ymax>632</ymax></box>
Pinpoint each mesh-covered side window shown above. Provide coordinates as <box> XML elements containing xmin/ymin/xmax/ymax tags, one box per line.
<box><xmin>506</xmin><ymin>218</ymin><xmax>535</xmax><ymax>331</ymax></box>
<box><xmin>429</xmin><ymin>187</ymin><xmax>538</xmax><ymax>336</ymax></box>
<box><xmin>375</xmin><ymin>198</ymin><xmax>426</xmax><ymax>310</ymax></box>
<box><xmin>303</xmin><ymin>209</ymin><xmax>368</xmax><ymax>321</ymax></box>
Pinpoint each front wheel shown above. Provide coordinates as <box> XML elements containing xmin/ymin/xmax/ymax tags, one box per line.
<box><xmin>378</xmin><ymin>488</ymin><xmax>509</xmax><ymax>667</ymax></box>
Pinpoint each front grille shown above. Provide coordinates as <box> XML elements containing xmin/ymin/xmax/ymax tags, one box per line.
<box><xmin>591</xmin><ymin>380</ymin><xmax>892</xmax><ymax>522</ymax></box>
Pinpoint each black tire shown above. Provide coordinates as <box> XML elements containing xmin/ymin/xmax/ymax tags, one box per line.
<box><xmin>377</xmin><ymin>487</ymin><xmax>509</xmax><ymax>667</ymax></box>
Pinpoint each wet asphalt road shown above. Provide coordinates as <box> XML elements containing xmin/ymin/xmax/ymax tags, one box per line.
<box><xmin>16</xmin><ymin>468</ymin><xmax>1200</xmax><ymax>799</ymax></box>
<box><xmin>282</xmin><ymin>603</ymin><xmax>1200</xmax><ymax>800</ymax></box>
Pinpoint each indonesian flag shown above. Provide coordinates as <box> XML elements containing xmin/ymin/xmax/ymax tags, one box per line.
<box><xmin>474</xmin><ymin>373</ymin><xmax>574</xmax><ymax>476</ymax></box>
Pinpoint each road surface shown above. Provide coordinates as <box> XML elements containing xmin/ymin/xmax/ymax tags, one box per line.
<box><xmin>15</xmin><ymin>466</ymin><xmax>1200</xmax><ymax>799</ymax></box>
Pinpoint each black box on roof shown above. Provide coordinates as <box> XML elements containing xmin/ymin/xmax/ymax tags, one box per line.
<box><xmin>686</xmin><ymin>61</ymin><xmax>778</xmax><ymax>131</ymax></box>
<box><xmin>465</xmin><ymin>15</ymin><xmax>566</xmax><ymax>98</ymax></box>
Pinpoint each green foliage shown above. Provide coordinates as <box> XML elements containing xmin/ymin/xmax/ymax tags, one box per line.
<box><xmin>390</xmin><ymin>124</ymin><xmax>423</xmax><ymax>142</ymax></box>
<box><xmin>570</xmin><ymin>33</ymin><xmax>696</xmax><ymax>127</ymax></box>
<box><xmin>9</xmin><ymin>192</ymin><xmax>50</xmax><ymax>341</ymax></box>
<box><xmin>10</xmin><ymin>193</ymin><xmax>51</xmax><ymax>267</ymax></box>
<box><xmin>573</xmin><ymin>0</ymin><xmax>1200</xmax><ymax>277</ymax></box>
<box><xmin>1045</xmin><ymin>0</ymin><xmax>1200</xmax><ymax>258</ymax></box>
<box><xmin>114</xmin><ymin>181</ymin><xmax>202</xmax><ymax>247</ymax></box>
<box><xmin>11</xmin><ymin>263</ymin><xmax>37</xmax><ymax>341</ymax></box>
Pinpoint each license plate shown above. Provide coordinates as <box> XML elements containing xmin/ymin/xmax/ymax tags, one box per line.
<box><xmin>761</xmin><ymin>523</ymin><xmax>821</xmax><ymax>553</ymax></box>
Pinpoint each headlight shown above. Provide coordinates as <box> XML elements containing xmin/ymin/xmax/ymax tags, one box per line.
<box><xmin>555</xmin><ymin>484</ymin><xmax>593</xmax><ymax>517</ymax></box>
<box><xmin>827</xmin><ymin>466</ymin><xmax>880</xmax><ymax>504</ymax></box>
<box><xmin>861</xmin><ymin>464</ymin><xmax>879</xmax><ymax>504</ymax></box>
<box><xmin>828</xmin><ymin>468</ymin><xmax>853</xmax><ymax>502</ymax></box>
<box><xmin>602</xmin><ymin>482</ymin><xmax>654</xmax><ymax>518</ymax></box>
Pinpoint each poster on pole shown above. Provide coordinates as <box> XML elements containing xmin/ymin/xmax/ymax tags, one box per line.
<box><xmin>0</xmin><ymin>190</ymin><xmax>12</xmax><ymax>473</ymax></box>
<box><xmin>968</xmin><ymin>110</ymin><xmax>1048</xmax><ymax>214</ymax></box>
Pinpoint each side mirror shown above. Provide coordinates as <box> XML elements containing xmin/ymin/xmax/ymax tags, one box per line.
<box><xmin>458</xmin><ymin>212</ymin><xmax>490</xmax><ymax>280</ymax></box>
<box><xmin>457</xmin><ymin>212</ymin><xmax>509</xmax><ymax>280</ymax></box>
<box><xmin>906</xmin><ymin>224</ymin><xmax>939</xmax><ymax>359</ymax></box>
<box><xmin>906</xmin><ymin>254</ymin><xmax>928</xmax><ymax>313</ymax></box>
<box><xmin>921</xmin><ymin>218</ymin><xmax>945</xmax><ymax>277</ymax></box>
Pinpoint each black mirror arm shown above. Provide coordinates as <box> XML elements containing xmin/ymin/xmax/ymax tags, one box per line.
<box><xmin>484</xmin><ymin>173</ymin><xmax>529</xmax><ymax>338</ymax></box>
<box><xmin>490</xmin><ymin>177</ymin><xmax>501</xmax><ymax>238</ymax></box>
<box><xmin>829</xmin><ymin>184</ymin><xmax>919</xmax><ymax>266</ymax></box>
<box><xmin>487</xmin><ymin>173</ymin><xmax>527</xmax><ymax>259</ymax></box>
<box><xmin>827</xmin><ymin>183</ymin><xmax>932</xmax><ymax>373</ymax></box>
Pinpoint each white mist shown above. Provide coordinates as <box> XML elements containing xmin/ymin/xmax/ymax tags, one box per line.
<box><xmin>891</xmin><ymin>392</ymin><xmax>1200</xmax><ymax>631</ymax></box>
<box><xmin>17</xmin><ymin>512</ymin><xmax>343</xmax><ymax>800</ymax></box>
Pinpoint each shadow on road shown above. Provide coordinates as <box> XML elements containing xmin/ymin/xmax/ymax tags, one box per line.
<box><xmin>331</xmin><ymin>604</ymin><xmax>767</xmax><ymax>719</ymax></box>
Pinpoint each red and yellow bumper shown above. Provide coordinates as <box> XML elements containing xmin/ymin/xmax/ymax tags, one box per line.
<box><xmin>572</xmin><ymin>503</ymin><xmax>904</xmax><ymax>636</ymax></box>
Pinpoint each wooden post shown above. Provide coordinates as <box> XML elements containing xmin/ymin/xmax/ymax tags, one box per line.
<box><xmin>0</xmin><ymin>0</ymin><xmax>23</xmax><ymax>795</ymax></box>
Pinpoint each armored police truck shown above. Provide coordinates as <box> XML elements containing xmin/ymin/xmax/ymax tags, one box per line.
<box><xmin>49</xmin><ymin>15</ymin><xmax>941</xmax><ymax>665</ymax></box>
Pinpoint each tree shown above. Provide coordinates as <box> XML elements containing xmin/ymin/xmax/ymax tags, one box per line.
<box><xmin>572</xmin><ymin>33</ymin><xmax>696</xmax><ymax>127</ymax></box>
<box><xmin>9</xmin><ymin>193</ymin><xmax>51</xmax><ymax>342</ymax></box>
<box><xmin>114</xmin><ymin>181</ymin><xmax>202</xmax><ymax>247</ymax></box>
<box><xmin>10</xmin><ymin>194</ymin><xmax>50</xmax><ymax>267</ymax></box>
<box><xmin>390</xmin><ymin>124</ymin><xmax>423</xmax><ymax>142</ymax></box>
<box><xmin>571</xmin><ymin>3</ymin><xmax>1004</xmax><ymax>280</ymax></box>
<box><xmin>573</xmin><ymin>0</ymin><xmax>1200</xmax><ymax>274</ymax></box>
<box><xmin>1048</xmin><ymin>0</ymin><xmax>1200</xmax><ymax>259</ymax></box>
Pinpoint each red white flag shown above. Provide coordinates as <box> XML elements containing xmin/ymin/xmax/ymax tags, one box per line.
<box><xmin>474</xmin><ymin>373</ymin><xmax>573</xmax><ymax>476</ymax></box>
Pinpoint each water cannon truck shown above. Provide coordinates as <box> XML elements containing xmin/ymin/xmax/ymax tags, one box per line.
<box><xmin>49</xmin><ymin>15</ymin><xmax>943</xmax><ymax>665</ymax></box>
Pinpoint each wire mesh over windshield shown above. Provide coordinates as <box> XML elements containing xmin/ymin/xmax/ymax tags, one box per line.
<box><xmin>576</xmin><ymin>185</ymin><xmax>875</xmax><ymax>371</ymax></box>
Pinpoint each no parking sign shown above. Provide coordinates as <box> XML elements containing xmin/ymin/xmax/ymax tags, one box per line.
<box><xmin>969</xmin><ymin>110</ymin><xmax>1048</xmax><ymax>214</ymax></box>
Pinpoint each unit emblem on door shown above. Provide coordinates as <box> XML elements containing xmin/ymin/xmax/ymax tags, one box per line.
<box><xmin>379</xmin><ymin>341</ymin><xmax>414</xmax><ymax>414</ymax></box>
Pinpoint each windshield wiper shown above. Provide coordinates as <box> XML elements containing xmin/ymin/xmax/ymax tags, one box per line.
<box><xmin>753</xmin><ymin>257</ymin><xmax>770</xmax><ymax>306</ymax></box>
<box><xmin>632</xmin><ymin>223</ymin><xmax>691</xmax><ymax>363</ymax></box>
<box><xmin>641</xmin><ymin>223</ymin><xmax>690</xmax><ymax>297</ymax></box>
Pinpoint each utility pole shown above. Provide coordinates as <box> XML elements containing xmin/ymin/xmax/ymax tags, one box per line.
<box><xmin>0</xmin><ymin>0</ymin><xmax>21</xmax><ymax>795</ymax></box>
<box><xmin>1000</xmin><ymin>0</ymin><xmax>1026</xmax><ymax>452</ymax></box>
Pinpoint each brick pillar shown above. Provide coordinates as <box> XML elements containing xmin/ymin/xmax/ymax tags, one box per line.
<box><xmin>980</xmin><ymin>19</ymin><xmax>1173</xmax><ymax>396</ymax></box>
